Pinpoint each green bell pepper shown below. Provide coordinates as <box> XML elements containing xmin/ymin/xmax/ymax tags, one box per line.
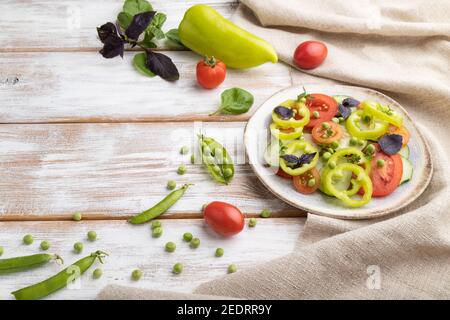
<box><xmin>324</xmin><ymin>163</ymin><xmax>373</xmax><ymax>208</ymax></box>
<box><xmin>270</xmin><ymin>123</ymin><xmax>303</xmax><ymax>140</ymax></box>
<box><xmin>272</xmin><ymin>99</ymin><xmax>310</xmax><ymax>128</ymax></box>
<box><xmin>320</xmin><ymin>148</ymin><xmax>370</xmax><ymax>196</ymax></box>
<box><xmin>361</xmin><ymin>101</ymin><xmax>403</xmax><ymax>127</ymax></box>
<box><xmin>345</xmin><ymin>110</ymin><xmax>388</xmax><ymax>140</ymax></box>
<box><xmin>279</xmin><ymin>140</ymin><xmax>318</xmax><ymax>176</ymax></box>
<box><xmin>178</xmin><ymin>5</ymin><xmax>278</xmax><ymax>69</ymax></box>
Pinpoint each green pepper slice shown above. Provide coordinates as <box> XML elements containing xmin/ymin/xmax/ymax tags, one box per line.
<box><xmin>269</xmin><ymin>122</ymin><xmax>303</xmax><ymax>140</ymax></box>
<box><xmin>361</xmin><ymin>101</ymin><xmax>403</xmax><ymax>127</ymax></box>
<box><xmin>345</xmin><ymin>110</ymin><xmax>388</xmax><ymax>140</ymax></box>
<box><xmin>324</xmin><ymin>163</ymin><xmax>373</xmax><ymax>208</ymax></box>
<box><xmin>279</xmin><ymin>140</ymin><xmax>318</xmax><ymax>176</ymax></box>
<box><xmin>320</xmin><ymin>147</ymin><xmax>370</xmax><ymax>196</ymax></box>
<box><xmin>272</xmin><ymin>99</ymin><xmax>310</xmax><ymax>128</ymax></box>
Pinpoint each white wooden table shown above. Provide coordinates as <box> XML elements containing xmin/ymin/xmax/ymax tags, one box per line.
<box><xmin>0</xmin><ymin>0</ymin><xmax>306</xmax><ymax>299</ymax></box>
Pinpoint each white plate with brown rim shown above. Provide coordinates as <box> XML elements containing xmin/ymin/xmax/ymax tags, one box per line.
<box><xmin>244</xmin><ymin>84</ymin><xmax>433</xmax><ymax>219</ymax></box>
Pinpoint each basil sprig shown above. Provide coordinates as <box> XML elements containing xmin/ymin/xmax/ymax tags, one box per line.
<box><xmin>210</xmin><ymin>88</ymin><xmax>254</xmax><ymax>116</ymax></box>
<box><xmin>96</xmin><ymin>0</ymin><xmax>179</xmax><ymax>81</ymax></box>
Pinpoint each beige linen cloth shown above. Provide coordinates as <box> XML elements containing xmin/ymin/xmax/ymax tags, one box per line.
<box><xmin>98</xmin><ymin>0</ymin><xmax>450</xmax><ymax>299</ymax></box>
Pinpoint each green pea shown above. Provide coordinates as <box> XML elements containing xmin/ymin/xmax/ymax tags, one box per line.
<box><xmin>23</xmin><ymin>234</ymin><xmax>33</xmax><ymax>245</ymax></box>
<box><xmin>206</xmin><ymin>155</ymin><xmax>215</xmax><ymax>164</ymax></box>
<box><xmin>0</xmin><ymin>246</ymin><xmax>4</xmax><ymax>256</ymax></box>
<box><xmin>366</xmin><ymin>144</ymin><xmax>376</xmax><ymax>155</ymax></box>
<box><xmin>338</xmin><ymin>117</ymin><xmax>344</xmax><ymax>124</ymax></box>
<box><xmin>167</xmin><ymin>180</ymin><xmax>176</xmax><ymax>190</ymax></box>
<box><xmin>72</xmin><ymin>212</ymin><xmax>82</xmax><ymax>221</ymax></box>
<box><xmin>180</xmin><ymin>146</ymin><xmax>189</xmax><ymax>155</ymax></box>
<box><xmin>349</xmin><ymin>137</ymin><xmax>358</xmax><ymax>146</ymax></box>
<box><xmin>93</xmin><ymin>268</ymin><xmax>103</xmax><ymax>279</ymax></box>
<box><xmin>363</xmin><ymin>115</ymin><xmax>372</xmax><ymax>123</ymax></box>
<box><xmin>190</xmin><ymin>237</ymin><xmax>200</xmax><ymax>249</ymax></box>
<box><xmin>322</xmin><ymin>151</ymin><xmax>331</xmax><ymax>160</ymax></box>
<box><xmin>377</xmin><ymin>159</ymin><xmax>385</xmax><ymax>168</ymax></box>
<box><xmin>223</xmin><ymin>168</ymin><xmax>233</xmax><ymax>178</ymax></box>
<box><xmin>87</xmin><ymin>231</ymin><xmax>97</xmax><ymax>242</ymax></box>
<box><xmin>165</xmin><ymin>242</ymin><xmax>176</xmax><ymax>253</ymax></box>
<box><xmin>177</xmin><ymin>165</ymin><xmax>186</xmax><ymax>175</ymax></box>
<box><xmin>151</xmin><ymin>220</ymin><xmax>162</xmax><ymax>230</ymax></box>
<box><xmin>228</xmin><ymin>264</ymin><xmax>237</xmax><ymax>274</ymax></box>
<box><xmin>328</xmin><ymin>161</ymin><xmax>337</xmax><ymax>169</ymax></box>
<box><xmin>357</xmin><ymin>139</ymin><xmax>365</xmax><ymax>146</ymax></box>
<box><xmin>40</xmin><ymin>241</ymin><xmax>50</xmax><ymax>251</ymax></box>
<box><xmin>331</xmin><ymin>141</ymin><xmax>339</xmax><ymax>149</ymax></box>
<box><xmin>202</xmin><ymin>145</ymin><xmax>211</xmax><ymax>156</ymax></box>
<box><xmin>215</xmin><ymin>248</ymin><xmax>224</xmax><ymax>257</ymax></box>
<box><xmin>183</xmin><ymin>232</ymin><xmax>193</xmax><ymax>242</ymax></box>
<box><xmin>212</xmin><ymin>165</ymin><xmax>221</xmax><ymax>174</ymax></box>
<box><xmin>131</xmin><ymin>269</ymin><xmax>142</xmax><ymax>281</ymax></box>
<box><xmin>307</xmin><ymin>178</ymin><xmax>316</xmax><ymax>188</ymax></box>
<box><xmin>248</xmin><ymin>218</ymin><xmax>257</xmax><ymax>228</ymax></box>
<box><xmin>73</xmin><ymin>242</ymin><xmax>83</xmax><ymax>253</ymax></box>
<box><xmin>260</xmin><ymin>209</ymin><xmax>271</xmax><ymax>218</ymax></box>
<box><xmin>190</xmin><ymin>154</ymin><xmax>195</xmax><ymax>164</ymax></box>
<box><xmin>322</xmin><ymin>122</ymin><xmax>330</xmax><ymax>129</ymax></box>
<box><xmin>332</xmin><ymin>117</ymin><xmax>339</xmax><ymax>124</ymax></box>
<box><xmin>312</xmin><ymin>111</ymin><xmax>320</xmax><ymax>119</ymax></box>
<box><xmin>173</xmin><ymin>263</ymin><xmax>183</xmax><ymax>274</ymax></box>
<box><xmin>152</xmin><ymin>227</ymin><xmax>163</xmax><ymax>238</ymax></box>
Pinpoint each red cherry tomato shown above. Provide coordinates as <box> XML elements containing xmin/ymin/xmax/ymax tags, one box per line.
<box><xmin>293</xmin><ymin>41</ymin><xmax>328</xmax><ymax>70</ymax></box>
<box><xmin>196</xmin><ymin>56</ymin><xmax>226</xmax><ymax>89</ymax></box>
<box><xmin>203</xmin><ymin>201</ymin><xmax>244</xmax><ymax>237</ymax></box>
<box><xmin>276</xmin><ymin>168</ymin><xmax>293</xmax><ymax>179</ymax></box>
<box><xmin>359</xmin><ymin>148</ymin><xmax>403</xmax><ymax>197</ymax></box>
<box><xmin>305</xmin><ymin>93</ymin><xmax>338</xmax><ymax>128</ymax></box>
<box><xmin>292</xmin><ymin>168</ymin><xmax>320</xmax><ymax>194</ymax></box>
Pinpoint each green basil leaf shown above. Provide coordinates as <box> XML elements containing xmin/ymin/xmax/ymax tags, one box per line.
<box><xmin>141</xmin><ymin>31</ymin><xmax>157</xmax><ymax>48</ymax></box>
<box><xmin>151</xmin><ymin>12</ymin><xmax>167</xmax><ymax>29</ymax></box>
<box><xmin>165</xmin><ymin>29</ymin><xmax>186</xmax><ymax>48</ymax></box>
<box><xmin>212</xmin><ymin>88</ymin><xmax>254</xmax><ymax>115</ymax></box>
<box><xmin>117</xmin><ymin>11</ymin><xmax>133</xmax><ymax>30</ymax></box>
<box><xmin>133</xmin><ymin>52</ymin><xmax>155</xmax><ymax>77</ymax></box>
<box><xmin>123</xmin><ymin>0</ymin><xmax>153</xmax><ymax>17</ymax></box>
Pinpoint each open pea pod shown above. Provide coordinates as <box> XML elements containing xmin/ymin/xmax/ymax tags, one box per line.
<box><xmin>199</xmin><ymin>135</ymin><xmax>234</xmax><ymax>184</ymax></box>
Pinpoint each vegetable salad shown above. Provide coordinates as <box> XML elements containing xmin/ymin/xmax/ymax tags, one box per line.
<box><xmin>265</xmin><ymin>90</ymin><xmax>413</xmax><ymax>208</ymax></box>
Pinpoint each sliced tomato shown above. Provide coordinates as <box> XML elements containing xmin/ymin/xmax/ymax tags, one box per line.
<box><xmin>305</xmin><ymin>94</ymin><xmax>338</xmax><ymax>128</ymax></box>
<box><xmin>388</xmin><ymin>125</ymin><xmax>410</xmax><ymax>147</ymax></box>
<box><xmin>293</xmin><ymin>168</ymin><xmax>320</xmax><ymax>194</ymax></box>
<box><xmin>276</xmin><ymin>168</ymin><xmax>293</xmax><ymax>179</ymax></box>
<box><xmin>360</xmin><ymin>150</ymin><xmax>403</xmax><ymax>197</ymax></box>
<box><xmin>279</xmin><ymin>127</ymin><xmax>295</xmax><ymax>134</ymax></box>
<box><xmin>312</xmin><ymin>121</ymin><xmax>343</xmax><ymax>145</ymax></box>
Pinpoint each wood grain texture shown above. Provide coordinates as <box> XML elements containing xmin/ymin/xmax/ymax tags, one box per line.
<box><xmin>0</xmin><ymin>122</ymin><xmax>299</xmax><ymax>219</ymax></box>
<box><xmin>0</xmin><ymin>218</ymin><xmax>304</xmax><ymax>300</ymax></box>
<box><xmin>0</xmin><ymin>51</ymin><xmax>290</xmax><ymax>123</ymax></box>
<box><xmin>0</xmin><ymin>0</ymin><xmax>237</xmax><ymax>51</ymax></box>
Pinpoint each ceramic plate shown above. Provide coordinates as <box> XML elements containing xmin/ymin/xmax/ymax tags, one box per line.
<box><xmin>244</xmin><ymin>84</ymin><xmax>433</xmax><ymax>219</ymax></box>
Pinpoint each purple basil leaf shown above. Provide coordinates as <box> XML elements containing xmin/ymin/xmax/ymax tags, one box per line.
<box><xmin>97</xmin><ymin>22</ymin><xmax>118</xmax><ymax>43</ymax></box>
<box><xmin>99</xmin><ymin>34</ymin><xmax>124</xmax><ymax>59</ymax></box>
<box><xmin>298</xmin><ymin>152</ymin><xmax>317</xmax><ymax>167</ymax></box>
<box><xmin>342</xmin><ymin>97</ymin><xmax>360</xmax><ymax>108</ymax></box>
<box><xmin>338</xmin><ymin>104</ymin><xmax>351</xmax><ymax>119</ymax></box>
<box><xmin>379</xmin><ymin>134</ymin><xmax>403</xmax><ymax>155</ymax></box>
<box><xmin>125</xmin><ymin>11</ymin><xmax>155</xmax><ymax>40</ymax></box>
<box><xmin>146</xmin><ymin>50</ymin><xmax>179</xmax><ymax>81</ymax></box>
<box><xmin>274</xmin><ymin>106</ymin><xmax>293</xmax><ymax>120</ymax></box>
<box><xmin>281</xmin><ymin>155</ymin><xmax>300</xmax><ymax>168</ymax></box>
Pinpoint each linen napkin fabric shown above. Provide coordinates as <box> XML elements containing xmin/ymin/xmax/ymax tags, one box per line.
<box><xmin>98</xmin><ymin>0</ymin><xmax>450</xmax><ymax>299</ymax></box>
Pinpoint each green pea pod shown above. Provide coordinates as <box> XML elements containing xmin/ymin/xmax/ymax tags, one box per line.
<box><xmin>128</xmin><ymin>184</ymin><xmax>192</xmax><ymax>224</ymax></box>
<box><xmin>12</xmin><ymin>251</ymin><xmax>107</xmax><ymax>300</ymax></box>
<box><xmin>179</xmin><ymin>5</ymin><xmax>278</xmax><ymax>69</ymax></box>
<box><xmin>0</xmin><ymin>254</ymin><xmax>63</xmax><ymax>275</ymax></box>
<box><xmin>199</xmin><ymin>134</ymin><xmax>234</xmax><ymax>184</ymax></box>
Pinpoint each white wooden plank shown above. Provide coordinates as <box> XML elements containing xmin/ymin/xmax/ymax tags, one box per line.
<box><xmin>0</xmin><ymin>51</ymin><xmax>290</xmax><ymax>123</ymax></box>
<box><xmin>0</xmin><ymin>218</ymin><xmax>304</xmax><ymax>300</ymax></box>
<box><xmin>0</xmin><ymin>0</ymin><xmax>236</xmax><ymax>51</ymax></box>
<box><xmin>0</xmin><ymin>122</ymin><xmax>298</xmax><ymax>218</ymax></box>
